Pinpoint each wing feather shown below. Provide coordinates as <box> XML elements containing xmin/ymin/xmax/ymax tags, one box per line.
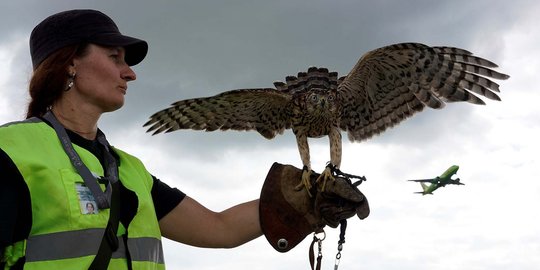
<box><xmin>144</xmin><ymin>88</ymin><xmax>293</xmax><ymax>139</ymax></box>
<box><xmin>338</xmin><ymin>42</ymin><xmax>509</xmax><ymax>142</ymax></box>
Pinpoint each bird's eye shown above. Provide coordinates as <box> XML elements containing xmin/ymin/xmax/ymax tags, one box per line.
<box><xmin>327</xmin><ymin>95</ymin><xmax>335</xmax><ymax>101</ymax></box>
<box><xmin>310</xmin><ymin>95</ymin><xmax>318</xmax><ymax>102</ymax></box>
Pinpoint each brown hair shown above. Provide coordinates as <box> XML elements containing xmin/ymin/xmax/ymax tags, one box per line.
<box><xmin>26</xmin><ymin>43</ymin><xmax>89</xmax><ymax>118</ymax></box>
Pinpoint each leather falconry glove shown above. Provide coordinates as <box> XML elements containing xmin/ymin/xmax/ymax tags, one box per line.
<box><xmin>259</xmin><ymin>162</ymin><xmax>370</xmax><ymax>252</ymax></box>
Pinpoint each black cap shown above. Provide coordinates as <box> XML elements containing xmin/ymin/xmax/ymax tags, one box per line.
<box><xmin>30</xmin><ymin>9</ymin><xmax>148</xmax><ymax>69</ymax></box>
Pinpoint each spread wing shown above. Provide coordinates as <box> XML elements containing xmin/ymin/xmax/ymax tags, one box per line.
<box><xmin>144</xmin><ymin>88</ymin><xmax>293</xmax><ymax>139</ymax></box>
<box><xmin>338</xmin><ymin>42</ymin><xmax>510</xmax><ymax>141</ymax></box>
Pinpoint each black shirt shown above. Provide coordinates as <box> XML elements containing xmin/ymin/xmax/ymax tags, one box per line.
<box><xmin>0</xmin><ymin>122</ymin><xmax>186</xmax><ymax>252</ymax></box>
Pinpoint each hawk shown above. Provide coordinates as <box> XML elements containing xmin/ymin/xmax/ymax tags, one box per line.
<box><xmin>144</xmin><ymin>43</ymin><xmax>509</xmax><ymax>191</ymax></box>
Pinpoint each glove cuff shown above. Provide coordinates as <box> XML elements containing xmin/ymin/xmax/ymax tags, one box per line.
<box><xmin>259</xmin><ymin>163</ymin><xmax>320</xmax><ymax>252</ymax></box>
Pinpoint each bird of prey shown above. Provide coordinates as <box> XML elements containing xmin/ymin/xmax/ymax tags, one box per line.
<box><xmin>144</xmin><ymin>42</ymin><xmax>509</xmax><ymax>192</ymax></box>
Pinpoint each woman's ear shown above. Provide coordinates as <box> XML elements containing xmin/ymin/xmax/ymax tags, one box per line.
<box><xmin>67</xmin><ymin>63</ymin><xmax>76</xmax><ymax>76</ymax></box>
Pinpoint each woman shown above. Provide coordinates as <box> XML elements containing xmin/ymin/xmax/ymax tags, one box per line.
<box><xmin>0</xmin><ymin>9</ymin><xmax>366</xmax><ymax>270</ymax></box>
<box><xmin>0</xmin><ymin>9</ymin><xmax>261</xmax><ymax>270</ymax></box>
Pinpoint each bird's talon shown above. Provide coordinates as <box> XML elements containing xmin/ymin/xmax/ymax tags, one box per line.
<box><xmin>316</xmin><ymin>166</ymin><xmax>336</xmax><ymax>192</ymax></box>
<box><xmin>295</xmin><ymin>168</ymin><xmax>314</xmax><ymax>197</ymax></box>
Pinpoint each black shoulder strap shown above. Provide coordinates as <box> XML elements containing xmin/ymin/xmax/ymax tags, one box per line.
<box><xmin>89</xmin><ymin>180</ymin><xmax>121</xmax><ymax>270</ymax></box>
<box><xmin>42</xmin><ymin>111</ymin><xmax>124</xmax><ymax>269</ymax></box>
<box><xmin>90</xmin><ymin>135</ymin><xmax>123</xmax><ymax>270</ymax></box>
<box><xmin>43</xmin><ymin>111</ymin><xmax>114</xmax><ymax>209</ymax></box>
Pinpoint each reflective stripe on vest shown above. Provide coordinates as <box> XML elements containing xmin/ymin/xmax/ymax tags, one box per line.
<box><xmin>25</xmin><ymin>229</ymin><xmax>164</xmax><ymax>264</ymax></box>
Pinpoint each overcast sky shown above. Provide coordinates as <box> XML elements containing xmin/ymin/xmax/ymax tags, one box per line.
<box><xmin>1</xmin><ymin>1</ymin><xmax>539</xmax><ymax>269</ymax></box>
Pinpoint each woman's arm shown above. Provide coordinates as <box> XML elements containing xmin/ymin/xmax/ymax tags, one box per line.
<box><xmin>158</xmin><ymin>196</ymin><xmax>262</xmax><ymax>248</ymax></box>
<box><xmin>0</xmin><ymin>148</ymin><xmax>32</xmax><ymax>250</ymax></box>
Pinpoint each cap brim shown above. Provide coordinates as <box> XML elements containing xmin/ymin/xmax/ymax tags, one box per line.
<box><xmin>91</xmin><ymin>33</ymin><xmax>148</xmax><ymax>66</ymax></box>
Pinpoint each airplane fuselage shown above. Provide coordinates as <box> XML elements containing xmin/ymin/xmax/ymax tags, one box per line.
<box><xmin>411</xmin><ymin>165</ymin><xmax>462</xmax><ymax>195</ymax></box>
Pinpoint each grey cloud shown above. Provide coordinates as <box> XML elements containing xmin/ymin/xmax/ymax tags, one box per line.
<box><xmin>0</xmin><ymin>1</ymin><xmax>535</xmax><ymax>270</ymax></box>
<box><xmin>0</xmin><ymin>0</ymin><xmax>516</xmax><ymax>158</ymax></box>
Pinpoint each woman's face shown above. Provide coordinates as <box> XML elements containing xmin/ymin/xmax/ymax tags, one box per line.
<box><xmin>86</xmin><ymin>203</ymin><xmax>95</xmax><ymax>212</ymax></box>
<box><xmin>71</xmin><ymin>44</ymin><xmax>136</xmax><ymax>112</ymax></box>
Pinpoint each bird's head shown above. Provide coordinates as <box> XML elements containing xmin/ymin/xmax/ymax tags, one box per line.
<box><xmin>305</xmin><ymin>89</ymin><xmax>338</xmax><ymax>114</ymax></box>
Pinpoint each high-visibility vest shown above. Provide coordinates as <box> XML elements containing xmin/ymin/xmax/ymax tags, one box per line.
<box><xmin>0</xmin><ymin>119</ymin><xmax>165</xmax><ymax>269</ymax></box>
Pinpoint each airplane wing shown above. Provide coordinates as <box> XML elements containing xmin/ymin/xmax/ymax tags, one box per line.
<box><xmin>447</xmin><ymin>179</ymin><xmax>464</xmax><ymax>185</ymax></box>
<box><xmin>407</xmin><ymin>179</ymin><xmax>437</xmax><ymax>183</ymax></box>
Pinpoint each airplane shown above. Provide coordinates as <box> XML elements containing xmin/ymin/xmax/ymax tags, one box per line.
<box><xmin>408</xmin><ymin>165</ymin><xmax>464</xmax><ymax>195</ymax></box>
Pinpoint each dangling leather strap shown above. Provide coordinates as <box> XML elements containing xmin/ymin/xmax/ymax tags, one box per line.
<box><xmin>334</xmin><ymin>220</ymin><xmax>347</xmax><ymax>270</ymax></box>
<box><xmin>309</xmin><ymin>232</ymin><xmax>324</xmax><ymax>270</ymax></box>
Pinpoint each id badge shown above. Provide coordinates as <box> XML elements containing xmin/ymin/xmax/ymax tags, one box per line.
<box><xmin>75</xmin><ymin>183</ymin><xmax>99</xmax><ymax>215</ymax></box>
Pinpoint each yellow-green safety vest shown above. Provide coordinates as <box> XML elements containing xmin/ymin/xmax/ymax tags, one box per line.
<box><xmin>0</xmin><ymin>118</ymin><xmax>165</xmax><ymax>270</ymax></box>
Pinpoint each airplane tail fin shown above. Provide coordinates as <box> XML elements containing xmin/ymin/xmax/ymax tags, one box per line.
<box><xmin>415</xmin><ymin>183</ymin><xmax>433</xmax><ymax>195</ymax></box>
<box><xmin>420</xmin><ymin>182</ymin><xmax>429</xmax><ymax>192</ymax></box>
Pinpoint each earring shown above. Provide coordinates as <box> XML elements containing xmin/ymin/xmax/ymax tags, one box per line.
<box><xmin>66</xmin><ymin>72</ymin><xmax>76</xmax><ymax>91</ymax></box>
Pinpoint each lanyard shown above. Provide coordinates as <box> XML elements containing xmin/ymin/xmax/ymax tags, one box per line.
<box><xmin>43</xmin><ymin>111</ymin><xmax>118</xmax><ymax>209</ymax></box>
